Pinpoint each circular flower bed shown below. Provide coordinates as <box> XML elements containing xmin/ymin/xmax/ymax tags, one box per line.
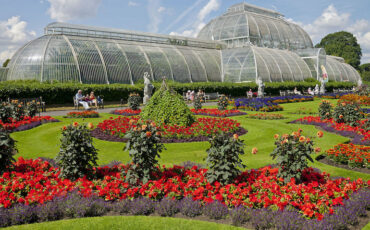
<box><xmin>292</xmin><ymin>116</ymin><xmax>370</xmax><ymax>145</ymax></box>
<box><xmin>111</xmin><ymin>109</ymin><xmax>141</xmax><ymax>116</ymax></box>
<box><xmin>326</xmin><ymin>143</ymin><xmax>370</xmax><ymax>169</ymax></box>
<box><xmin>0</xmin><ymin>116</ymin><xmax>59</xmax><ymax>132</ymax></box>
<box><xmin>92</xmin><ymin>116</ymin><xmax>247</xmax><ymax>143</ymax></box>
<box><xmin>191</xmin><ymin>109</ymin><xmax>246</xmax><ymax>117</ymax></box>
<box><xmin>247</xmin><ymin>113</ymin><xmax>285</xmax><ymax>120</ymax></box>
<box><xmin>65</xmin><ymin>111</ymin><xmax>99</xmax><ymax>118</ymax></box>
<box><xmin>0</xmin><ymin>157</ymin><xmax>368</xmax><ymax>222</ymax></box>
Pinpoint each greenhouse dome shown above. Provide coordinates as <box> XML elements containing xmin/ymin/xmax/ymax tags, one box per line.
<box><xmin>4</xmin><ymin>2</ymin><xmax>361</xmax><ymax>84</ymax></box>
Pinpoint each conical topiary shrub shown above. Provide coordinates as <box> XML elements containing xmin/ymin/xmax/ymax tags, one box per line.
<box><xmin>140</xmin><ymin>79</ymin><xmax>195</xmax><ymax>127</ymax></box>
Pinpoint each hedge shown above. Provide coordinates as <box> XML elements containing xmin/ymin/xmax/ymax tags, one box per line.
<box><xmin>0</xmin><ymin>80</ymin><xmax>356</xmax><ymax>105</ymax></box>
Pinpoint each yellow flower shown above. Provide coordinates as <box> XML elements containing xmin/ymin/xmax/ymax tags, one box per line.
<box><xmin>317</xmin><ymin>131</ymin><xmax>323</xmax><ymax>138</ymax></box>
<box><xmin>233</xmin><ymin>134</ymin><xmax>239</xmax><ymax>140</ymax></box>
<box><xmin>72</xmin><ymin>122</ymin><xmax>79</xmax><ymax>127</ymax></box>
<box><xmin>251</xmin><ymin>147</ymin><xmax>258</xmax><ymax>155</ymax></box>
<box><xmin>299</xmin><ymin>136</ymin><xmax>306</xmax><ymax>143</ymax></box>
<box><xmin>87</xmin><ymin>122</ymin><xmax>94</xmax><ymax>129</ymax></box>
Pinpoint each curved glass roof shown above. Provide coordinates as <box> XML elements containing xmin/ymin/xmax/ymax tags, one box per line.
<box><xmin>325</xmin><ymin>56</ymin><xmax>361</xmax><ymax>82</ymax></box>
<box><xmin>7</xmin><ymin>35</ymin><xmax>222</xmax><ymax>84</ymax></box>
<box><xmin>222</xmin><ymin>46</ymin><xmax>312</xmax><ymax>83</ymax></box>
<box><xmin>197</xmin><ymin>3</ymin><xmax>313</xmax><ymax>50</ymax></box>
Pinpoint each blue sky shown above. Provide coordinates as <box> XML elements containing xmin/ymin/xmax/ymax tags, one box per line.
<box><xmin>0</xmin><ymin>0</ymin><xmax>369</xmax><ymax>63</ymax></box>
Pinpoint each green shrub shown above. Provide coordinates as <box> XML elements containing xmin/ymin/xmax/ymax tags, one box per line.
<box><xmin>217</xmin><ymin>95</ymin><xmax>229</xmax><ymax>110</ymax></box>
<box><xmin>193</xmin><ymin>95</ymin><xmax>202</xmax><ymax>110</ymax></box>
<box><xmin>270</xmin><ymin>130</ymin><xmax>317</xmax><ymax>183</ymax></box>
<box><xmin>124</xmin><ymin>122</ymin><xmax>165</xmax><ymax>184</ymax></box>
<box><xmin>318</xmin><ymin>100</ymin><xmax>333</xmax><ymax>120</ymax></box>
<box><xmin>140</xmin><ymin>85</ymin><xmax>195</xmax><ymax>127</ymax></box>
<box><xmin>0</xmin><ymin>103</ymin><xmax>13</xmax><ymax>123</ymax></box>
<box><xmin>333</xmin><ymin>101</ymin><xmax>363</xmax><ymax>126</ymax></box>
<box><xmin>304</xmin><ymin>78</ymin><xmax>319</xmax><ymax>83</ymax></box>
<box><xmin>56</xmin><ymin>122</ymin><xmax>98</xmax><ymax>180</ymax></box>
<box><xmin>128</xmin><ymin>93</ymin><xmax>141</xmax><ymax>111</ymax></box>
<box><xmin>26</xmin><ymin>101</ymin><xmax>38</xmax><ymax>117</ymax></box>
<box><xmin>0</xmin><ymin>129</ymin><xmax>16</xmax><ymax>173</ymax></box>
<box><xmin>206</xmin><ymin>133</ymin><xmax>245</xmax><ymax>185</ymax></box>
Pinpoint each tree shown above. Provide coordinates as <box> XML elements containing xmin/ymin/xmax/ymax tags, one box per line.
<box><xmin>2</xmin><ymin>59</ymin><xmax>10</xmax><ymax>68</ymax></box>
<box><xmin>359</xmin><ymin>63</ymin><xmax>370</xmax><ymax>82</ymax></box>
<box><xmin>315</xmin><ymin>31</ymin><xmax>362</xmax><ymax>70</ymax></box>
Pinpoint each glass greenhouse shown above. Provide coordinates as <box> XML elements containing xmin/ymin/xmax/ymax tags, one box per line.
<box><xmin>4</xmin><ymin>2</ymin><xmax>361</xmax><ymax>84</ymax></box>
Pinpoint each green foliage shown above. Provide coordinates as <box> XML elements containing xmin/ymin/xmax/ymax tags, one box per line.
<box><xmin>128</xmin><ymin>93</ymin><xmax>141</xmax><ymax>111</ymax></box>
<box><xmin>193</xmin><ymin>95</ymin><xmax>202</xmax><ymax>110</ymax></box>
<box><xmin>11</xmin><ymin>102</ymin><xmax>25</xmax><ymax>121</ymax></box>
<box><xmin>206</xmin><ymin>133</ymin><xmax>245</xmax><ymax>185</ymax></box>
<box><xmin>333</xmin><ymin>101</ymin><xmax>363</xmax><ymax>126</ymax></box>
<box><xmin>318</xmin><ymin>100</ymin><xmax>333</xmax><ymax>120</ymax></box>
<box><xmin>56</xmin><ymin>123</ymin><xmax>98</xmax><ymax>180</ymax></box>
<box><xmin>26</xmin><ymin>101</ymin><xmax>38</xmax><ymax>117</ymax></box>
<box><xmin>0</xmin><ymin>103</ymin><xmax>13</xmax><ymax>123</ymax></box>
<box><xmin>315</xmin><ymin>31</ymin><xmax>362</xmax><ymax>69</ymax></box>
<box><xmin>217</xmin><ymin>95</ymin><xmax>229</xmax><ymax>110</ymax></box>
<box><xmin>270</xmin><ymin>131</ymin><xmax>314</xmax><ymax>183</ymax></box>
<box><xmin>360</xmin><ymin>63</ymin><xmax>370</xmax><ymax>81</ymax></box>
<box><xmin>303</xmin><ymin>78</ymin><xmax>319</xmax><ymax>83</ymax></box>
<box><xmin>140</xmin><ymin>88</ymin><xmax>195</xmax><ymax>127</ymax></box>
<box><xmin>0</xmin><ymin>80</ymin><xmax>356</xmax><ymax>104</ymax></box>
<box><xmin>124</xmin><ymin>122</ymin><xmax>165</xmax><ymax>185</ymax></box>
<box><xmin>0</xmin><ymin>129</ymin><xmax>16</xmax><ymax>173</ymax></box>
<box><xmin>2</xmin><ymin>59</ymin><xmax>10</xmax><ymax>68</ymax></box>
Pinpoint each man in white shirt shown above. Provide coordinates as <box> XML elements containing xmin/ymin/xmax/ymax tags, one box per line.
<box><xmin>75</xmin><ymin>90</ymin><xmax>90</xmax><ymax>110</ymax></box>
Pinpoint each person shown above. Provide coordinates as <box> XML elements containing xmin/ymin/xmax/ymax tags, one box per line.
<box><xmin>75</xmin><ymin>90</ymin><xmax>90</xmax><ymax>110</ymax></box>
<box><xmin>89</xmin><ymin>91</ymin><xmax>98</xmax><ymax>109</ymax></box>
<box><xmin>294</xmin><ymin>87</ymin><xmax>301</xmax><ymax>95</ymax></box>
<box><xmin>247</xmin><ymin>89</ymin><xmax>253</xmax><ymax>98</ymax></box>
<box><xmin>186</xmin><ymin>90</ymin><xmax>191</xmax><ymax>102</ymax></box>
<box><xmin>314</xmin><ymin>84</ymin><xmax>319</xmax><ymax>95</ymax></box>
<box><xmin>197</xmin><ymin>90</ymin><xmax>205</xmax><ymax>100</ymax></box>
<box><xmin>190</xmin><ymin>90</ymin><xmax>195</xmax><ymax>101</ymax></box>
<box><xmin>308</xmin><ymin>87</ymin><xmax>314</xmax><ymax>95</ymax></box>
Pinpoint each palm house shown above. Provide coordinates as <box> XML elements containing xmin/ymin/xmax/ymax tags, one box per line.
<box><xmin>4</xmin><ymin>2</ymin><xmax>361</xmax><ymax>84</ymax></box>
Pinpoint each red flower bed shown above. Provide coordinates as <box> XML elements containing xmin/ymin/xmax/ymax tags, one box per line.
<box><xmin>66</xmin><ymin>111</ymin><xmax>99</xmax><ymax>118</ymax></box>
<box><xmin>96</xmin><ymin>116</ymin><xmax>242</xmax><ymax>140</ymax></box>
<box><xmin>191</xmin><ymin>109</ymin><xmax>246</xmax><ymax>117</ymax></box>
<box><xmin>326</xmin><ymin>143</ymin><xmax>370</xmax><ymax>168</ymax></box>
<box><xmin>0</xmin><ymin>157</ymin><xmax>368</xmax><ymax>221</ymax></box>
<box><xmin>0</xmin><ymin>116</ymin><xmax>58</xmax><ymax>132</ymax></box>
<box><xmin>293</xmin><ymin>116</ymin><xmax>369</xmax><ymax>144</ymax></box>
<box><xmin>112</xmin><ymin>109</ymin><xmax>141</xmax><ymax>116</ymax></box>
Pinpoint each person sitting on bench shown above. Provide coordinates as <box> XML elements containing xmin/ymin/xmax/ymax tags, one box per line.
<box><xmin>75</xmin><ymin>90</ymin><xmax>90</xmax><ymax>110</ymax></box>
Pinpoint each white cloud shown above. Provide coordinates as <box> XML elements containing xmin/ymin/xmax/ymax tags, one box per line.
<box><xmin>128</xmin><ymin>1</ymin><xmax>138</xmax><ymax>7</ymax></box>
<box><xmin>170</xmin><ymin>0</ymin><xmax>220</xmax><ymax>37</ymax></box>
<box><xmin>158</xmin><ymin>6</ymin><xmax>166</xmax><ymax>13</ymax></box>
<box><xmin>0</xmin><ymin>16</ymin><xmax>36</xmax><ymax>64</ymax></box>
<box><xmin>47</xmin><ymin>0</ymin><xmax>102</xmax><ymax>22</ymax></box>
<box><xmin>147</xmin><ymin>0</ymin><xmax>164</xmax><ymax>33</ymax></box>
<box><xmin>291</xmin><ymin>5</ymin><xmax>370</xmax><ymax>64</ymax></box>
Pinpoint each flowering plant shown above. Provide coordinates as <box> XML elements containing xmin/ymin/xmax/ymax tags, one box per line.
<box><xmin>112</xmin><ymin>109</ymin><xmax>141</xmax><ymax>116</ymax></box>
<box><xmin>270</xmin><ymin>129</ymin><xmax>321</xmax><ymax>183</ymax></box>
<box><xmin>339</xmin><ymin>94</ymin><xmax>370</xmax><ymax>106</ymax></box>
<box><xmin>193</xmin><ymin>95</ymin><xmax>203</xmax><ymax>110</ymax></box>
<box><xmin>0</xmin><ymin>116</ymin><xmax>58</xmax><ymax>132</ymax></box>
<box><xmin>124</xmin><ymin>121</ymin><xmax>165</xmax><ymax>185</ymax></box>
<box><xmin>333</xmin><ymin>101</ymin><xmax>363</xmax><ymax>126</ymax></box>
<box><xmin>217</xmin><ymin>95</ymin><xmax>229</xmax><ymax>110</ymax></box>
<box><xmin>234</xmin><ymin>98</ymin><xmax>283</xmax><ymax>112</ymax></box>
<box><xmin>56</xmin><ymin>122</ymin><xmax>98</xmax><ymax>180</ymax></box>
<box><xmin>326</xmin><ymin>143</ymin><xmax>369</xmax><ymax>169</ymax></box>
<box><xmin>66</xmin><ymin>111</ymin><xmax>99</xmax><ymax>118</ymax></box>
<box><xmin>128</xmin><ymin>93</ymin><xmax>141</xmax><ymax>111</ymax></box>
<box><xmin>318</xmin><ymin>100</ymin><xmax>333</xmax><ymax>120</ymax></box>
<box><xmin>0</xmin><ymin>129</ymin><xmax>16</xmax><ymax>174</ymax></box>
<box><xmin>191</xmin><ymin>108</ymin><xmax>246</xmax><ymax>117</ymax></box>
<box><xmin>205</xmin><ymin>133</ymin><xmax>245</xmax><ymax>185</ymax></box>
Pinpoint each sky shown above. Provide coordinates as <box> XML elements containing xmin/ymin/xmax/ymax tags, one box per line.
<box><xmin>0</xmin><ymin>0</ymin><xmax>369</xmax><ymax>65</ymax></box>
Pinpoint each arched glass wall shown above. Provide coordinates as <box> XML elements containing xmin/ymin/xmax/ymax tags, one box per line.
<box><xmin>326</xmin><ymin>56</ymin><xmax>361</xmax><ymax>82</ymax></box>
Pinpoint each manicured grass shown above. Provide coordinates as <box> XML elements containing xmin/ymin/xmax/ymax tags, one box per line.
<box><xmin>4</xmin><ymin>216</ymin><xmax>245</xmax><ymax>230</ymax></box>
<box><xmin>10</xmin><ymin>99</ymin><xmax>370</xmax><ymax>180</ymax></box>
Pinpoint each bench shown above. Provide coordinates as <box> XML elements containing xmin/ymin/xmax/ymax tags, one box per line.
<box><xmin>204</xmin><ymin>92</ymin><xmax>221</xmax><ymax>102</ymax></box>
<box><xmin>74</xmin><ymin>96</ymin><xmax>104</xmax><ymax>110</ymax></box>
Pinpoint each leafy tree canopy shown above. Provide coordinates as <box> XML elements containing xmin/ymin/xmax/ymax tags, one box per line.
<box><xmin>359</xmin><ymin>63</ymin><xmax>370</xmax><ymax>82</ymax></box>
<box><xmin>315</xmin><ymin>31</ymin><xmax>362</xmax><ymax>69</ymax></box>
<box><xmin>2</xmin><ymin>59</ymin><xmax>10</xmax><ymax>68</ymax></box>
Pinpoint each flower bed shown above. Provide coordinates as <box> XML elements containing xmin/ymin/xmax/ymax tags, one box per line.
<box><xmin>93</xmin><ymin>116</ymin><xmax>247</xmax><ymax>143</ymax></box>
<box><xmin>247</xmin><ymin>113</ymin><xmax>285</xmax><ymax>120</ymax></box>
<box><xmin>292</xmin><ymin>116</ymin><xmax>370</xmax><ymax>145</ymax></box>
<box><xmin>0</xmin><ymin>157</ymin><xmax>368</xmax><ymax>223</ymax></box>
<box><xmin>0</xmin><ymin>116</ymin><xmax>59</xmax><ymax>132</ymax></box>
<box><xmin>234</xmin><ymin>98</ymin><xmax>283</xmax><ymax>112</ymax></box>
<box><xmin>340</xmin><ymin>94</ymin><xmax>370</xmax><ymax>106</ymax></box>
<box><xmin>65</xmin><ymin>111</ymin><xmax>99</xmax><ymax>118</ymax></box>
<box><xmin>317</xmin><ymin>92</ymin><xmax>351</xmax><ymax>99</ymax></box>
<box><xmin>111</xmin><ymin>109</ymin><xmax>141</xmax><ymax>116</ymax></box>
<box><xmin>326</xmin><ymin>143</ymin><xmax>370</xmax><ymax>169</ymax></box>
<box><xmin>269</xmin><ymin>95</ymin><xmax>314</xmax><ymax>104</ymax></box>
<box><xmin>191</xmin><ymin>109</ymin><xmax>246</xmax><ymax>117</ymax></box>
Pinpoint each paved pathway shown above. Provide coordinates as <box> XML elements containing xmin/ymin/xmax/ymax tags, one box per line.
<box><xmin>41</xmin><ymin>102</ymin><xmax>218</xmax><ymax>117</ymax></box>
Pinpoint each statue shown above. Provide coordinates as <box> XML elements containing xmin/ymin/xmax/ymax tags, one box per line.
<box><xmin>319</xmin><ymin>65</ymin><xmax>327</xmax><ymax>94</ymax></box>
<box><xmin>143</xmin><ymin>72</ymin><xmax>154</xmax><ymax>105</ymax></box>
<box><xmin>357</xmin><ymin>78</ymin><xmax>362</xmax><ymax>87</ymax></box>
<box><xmin>257</xmin><ymin>77</ymin><xmax>265</xmax><ymax>98</ymax></box>
<box><xmin>319</xmin><ymin>77</ymin><xmax>326</xmax><ymax>94</ymax></box>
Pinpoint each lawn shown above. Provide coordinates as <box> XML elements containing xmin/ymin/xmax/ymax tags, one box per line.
<box><xmin>10</xmin><ymin>98</ymin><xmax>370</xmax><ymax>180</ymax></box>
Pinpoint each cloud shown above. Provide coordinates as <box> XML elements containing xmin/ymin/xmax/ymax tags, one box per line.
<box><xmin>147</xmin><ymin>0</ymin><xmax>166</xmax><ymax>33</ymax></box>
<box><xmin>47</xmin><ymin>0</ymin><xmax>102</xmax><ymax>22</ymax></box>
<box><xmin>291</xmin><ymin>5</ymin><xmax>370</xmax><ymax>64</ymax></box>
<box><xmin>128</xmin><ymin>1</ymin><xmax>139</xmax><ymax>7</ymax></box>
<box><xmin>158</xmin><ymin>6</ymin><xmax>166</xmax><ymax>13</ymax></box>
<box><xmin>170</xmin><ymin>0</ymin><xmax>220</xmax><ymax>37</ymax></box>
<box><xmin>0</xmin><ymin>16</ymin><xmax>36</xmax><ymax>64</ymax></box>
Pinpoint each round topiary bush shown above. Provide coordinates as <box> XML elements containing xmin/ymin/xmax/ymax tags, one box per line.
<box><xmin>140</xmin><ymin>81</ymin><xmax>195</xmax><ymax>127</ymax></box>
